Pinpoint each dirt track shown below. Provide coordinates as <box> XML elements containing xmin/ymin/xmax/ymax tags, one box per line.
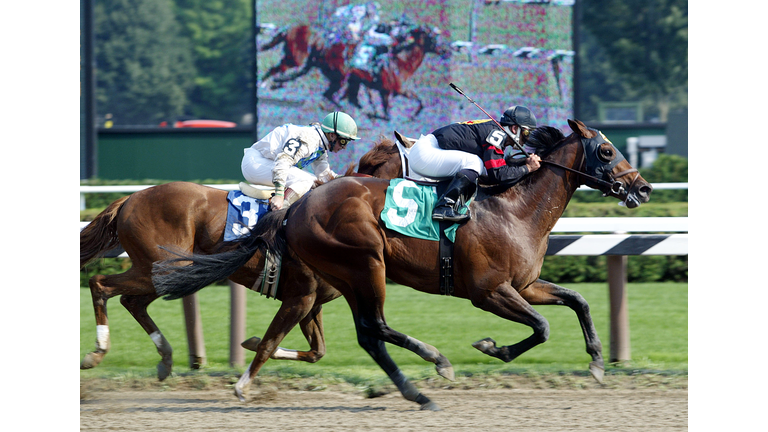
<box><xmin>80</xmin><ymin>375</ymin><xmax>687</xmax><ymax>431</ymax></box>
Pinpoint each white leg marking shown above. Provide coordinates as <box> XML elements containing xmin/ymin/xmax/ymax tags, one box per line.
<box><xmin>237</xmin><ymin>360</ymin><xmax>255</xmax><ymax>388</ymax></box>
<box><xmin>96</xmin><ymin>325</ymin><xmax>110</xmax><ymax>351</ymax></box>
<box><xmin>150</xmin><ymin>331</ymin><xmax>164</xmax><ymax>349</ymax></box>
<box><xmin>271</xmin><ymin>348</ymin><xmax>300</xmax><ymax>360</ymax></box>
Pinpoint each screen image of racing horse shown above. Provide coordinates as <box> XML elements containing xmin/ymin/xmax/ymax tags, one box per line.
<box><xmin>256</xmin><ymin>0</ymin><xmax>574</xmax><ymax>174</ymax></box>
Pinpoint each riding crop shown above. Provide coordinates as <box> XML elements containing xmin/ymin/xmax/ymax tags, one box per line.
<box><xmin>448</xmin><ymin>82</ymin><xmax>530</xmax><ymax>158</ymax></box>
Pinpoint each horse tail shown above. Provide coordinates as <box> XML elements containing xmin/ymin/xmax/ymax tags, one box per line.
<box><xmin>151</xmin><ymin>208</ymin><xmax>289</xmax><ymax>301</ymax></box>
<box><xmin>80</xmin><ymin>195</ymin><xmax>131</xmax><ymax>269</ymax></box>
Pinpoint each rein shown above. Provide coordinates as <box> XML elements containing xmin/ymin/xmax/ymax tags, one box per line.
<box><xmin>540</xmin><ymin>149</ymin><xmax>638</xmax><ymax>197</ymax></box>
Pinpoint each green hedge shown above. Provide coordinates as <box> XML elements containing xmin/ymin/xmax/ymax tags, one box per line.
<box><xmin>540</xmin><ymin>255</ymin><xmax>687</xmax><ymax>284</ymax></box>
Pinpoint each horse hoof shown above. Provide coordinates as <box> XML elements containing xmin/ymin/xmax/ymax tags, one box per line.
<box><xmin>436</xmin><ymin>363</ymin><xmax>455</xmax><ymax>382</ymax></box>
<box><xmin>471</xmin><ymin>337</ymin><xmax>496</xmax><ymax>354</ymax></box>
<box><xmin>420</xmin><ymin>401</ymin><xmax>441</xmax><ymax>411</ymax></box>
<box><xmin>157</xmin><ymin>360</ymin><xmax>173</xmax><ymax>381</ymax></box>
<box><xmin>234</xmin><ymin>386</ymin><xmax>247</xmax><ymax>402</ymax></box>
<box><xmin>241</xmin><ymin>336</ymin><xmax>262</xmax><ymax>352</ymax></box>
<box><xmin>589</xmin><ymin>361</ymin><xmax>605</xmax><ymax>384</ymax></box>
<box><xmin>436</xmin><ymin>365</ymin><xmax>455</xmax><ymax>381</ymax></box>
<box><xmin>80</xmin><ymin>351</ymin><xmax>105</xmax><ymax>369</ymax></box>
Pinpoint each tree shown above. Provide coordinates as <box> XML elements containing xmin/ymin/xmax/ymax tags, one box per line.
<box><xmin>579</xmin><ymin>0</ymin><xmax>687</xmax><ymax>122</ymax></box>
<box><xmin>95</xmin><ymin>0</ymin><xmax>195</xmax><ymax>125</ymax></box>
<box><xmin>174</xmin><ymin>0</ymin><xmax>253</xmax><ymax>122</ymax></box>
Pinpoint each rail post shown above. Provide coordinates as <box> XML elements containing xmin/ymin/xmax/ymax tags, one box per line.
<box><xmin>229</xmin><ymin>281</ymin><xmax>247</xmax><ymax>367</ymax></box>
<box><xmin>607</xmin><ymin>255</ymin><xmax>631</xmax><ymax>362</ymax></box>
<box><xmin>182</xmin><ymin>294</ymin><xmax>206</xmax><ymax>368</ymax></box>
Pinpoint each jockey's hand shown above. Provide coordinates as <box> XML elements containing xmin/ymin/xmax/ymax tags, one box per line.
<box><xmin>270</xmin><ymin>195</ymin><xmax>284</xmax><ymax>211</ymax></box>
<box><xmin>526</xmin><ymin>154</ymin><xmax>541</xmax><ymax>173</ymax></box>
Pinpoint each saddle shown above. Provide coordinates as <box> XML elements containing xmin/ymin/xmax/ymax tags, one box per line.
<box><xmin>238</xmin><ymin>182</ymin><xmax>273</xmax><ymax>200</ymax></box>
<box><xmin>393</xmin><ymin>130</ymin><xmax>441</xmax><ymax>185</ymax></box>
<box><xmin>238</xmin><ymin>182</ymin><xmax>300</xmax><ymax>206</ymax></box>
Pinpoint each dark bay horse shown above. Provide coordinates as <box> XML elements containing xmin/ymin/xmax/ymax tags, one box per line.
<box><xmin>152</xmin><ymin>120</ymin><xmax>652</xmax><ymax>410</ymax></box>
<box><xmin>80</xmin><ymin>140</ymin><xmax>404</xmax><ymax>379</ymax></box>
<box><xmin>345</xmin><ymin>25</ymin><xmax>451</xmax><ymax>120</ymax></box>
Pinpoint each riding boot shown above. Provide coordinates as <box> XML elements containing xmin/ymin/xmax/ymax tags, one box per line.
<box><xmin>432</xmin><ymin>171</ymin><xmax>477</xmax><ymax>223</ymax></box>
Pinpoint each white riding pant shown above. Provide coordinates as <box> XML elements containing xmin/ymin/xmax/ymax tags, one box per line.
<box><xmin>241</xmin><ymin>148</ymin><xmax>316</xmax><ymax>196</ymax></box>
<box><xmin>407</xmin><ymin>134</ymin><xmax>485</xmax><ymax>179</ymax></box>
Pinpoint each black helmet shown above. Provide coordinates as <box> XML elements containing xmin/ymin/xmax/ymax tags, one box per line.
<box><xmin>500</xmin><ymin>106</ymin><xmax>537</xmax><ymax>129</ymax></box>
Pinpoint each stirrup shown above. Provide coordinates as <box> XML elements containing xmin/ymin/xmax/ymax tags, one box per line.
<box><xmin>432</xmin><ymin>206</ymin><xmax>471</xmax><ymax>223</ymax></box>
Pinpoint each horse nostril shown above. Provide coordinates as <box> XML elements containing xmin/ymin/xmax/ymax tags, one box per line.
<box><xmin>639</xmin><ymin>185</ymin><xmax>653</xmax><ymax>197</ymax></box>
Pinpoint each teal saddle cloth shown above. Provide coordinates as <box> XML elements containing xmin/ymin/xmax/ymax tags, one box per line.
<box><xmin>380</xmin><ymin>179</ymin><xmax>468</xmax><ymax>243</ymax></box>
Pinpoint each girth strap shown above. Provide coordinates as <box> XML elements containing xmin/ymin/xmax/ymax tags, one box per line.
<box><xmin>435</xmin><ymin>179</ymin><xmax>455</xmax><ymax>296</ymax></box>
<box><xmin>258</xmin><ymin>250</ymin><xmax>282</xmax><ymax>299</ymax></box>
<box><xmin>438</xmin><ymin>220</ymin><xmax>454</xmax><ymax>296</ymax></box>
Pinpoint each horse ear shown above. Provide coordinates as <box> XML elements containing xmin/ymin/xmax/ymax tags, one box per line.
<box><xmin>394</xmin><ymin>130</ymin><xmax>416</xmax><ymax>148</ymax></box>
<box><xmin>567</xmin><ymin>119</ymin><xmax>597</xmax><ymax>138</ymax></box>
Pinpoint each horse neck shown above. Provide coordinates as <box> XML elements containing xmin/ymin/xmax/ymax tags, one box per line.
<box><xmin>499</xmin><ymin>137</ymin><xmax>584</xmax><ymax>235</ymax></box>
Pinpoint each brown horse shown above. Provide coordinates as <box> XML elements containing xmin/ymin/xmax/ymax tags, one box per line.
<box><xmin>259</xmin><ymin>23</ymin><xmax>353</xmax><ymax>104</ymax></box>
<box><xmin>152</xmin><ymin>120</ymin><xmax>653</xmax><ymax>410</ymax></box>
<box><xmin>259</xmin><ymin>25</ymin><xmax>312</xmax><ymax>87</ymax></box>
<box><xmin>344</xmin><ymin>25</ymin><xmax>451</xmax><ymax>120</ymax></box>
<box><xmin>80</xmin><ymin>140</ymin><xmax>404</xmax><ymax>379</ymax></box>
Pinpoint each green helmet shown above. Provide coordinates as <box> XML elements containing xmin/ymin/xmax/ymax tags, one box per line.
<box><xmin>321</xmin><ymin>111</ymin><xmax>359</xmax><ymax>140</ymax></box>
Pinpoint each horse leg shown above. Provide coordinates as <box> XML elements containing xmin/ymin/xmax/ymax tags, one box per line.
<box><xmin>379</xmin><ymin>90</ymin><xmax>391</xmax><ymax>121</ymax></box>
<box><xmin>469</xmin><ymin>282</ymin><xmax>551</xmax><ymax>363</ymax></box>
<box><xmin>344</xmin><ymin>75</ymin><xmax>363</xmax><ymax>108</ymax></box>
<box><xmin>82</xmin><ymin>271</ymin><xmax>175</xmax><ymax>380</ymax></box>
<box><xmin>362</xmin><ymin>316</ymin><xmax>455</xmax><ymax>381</ymax></box>
<box><xmin>322</xmin><ymin>70</ymin><xmax>345</xmax><ymax>106</ymax></box>
<box><xmin>400</xmin><ymin>90</ymin><xmax>424</xmax><ymax>119</ymax></box>
<box><xmin>240</xmin><ymin>304</ymin><xmax>327</xmax><ymax>363</ymax></box>
<box><xmin>520</xmin><ymin>279</ymin><xmax>605</xmax><ymax>383</ymax></box>
<box><xmin>352</xmin><ymin>313</ymin><xmax>442</xmax><ymax>411</ymax></box>
<box><xmin>260</xmin><ymin>65</ymin><xmax>286</xmax><ymax>89</ymax></box>
<box><xmin>119</xmin><ymin>293</ymin><xmax>174</xmax><ymax>380</ymax></box>
<box><xmin>234</xmin><ymin>293</ymin><xmax>316</xmax><ymax>401</ymax></box>
<box><xmin>343</xmin><ymin>268</ymin><xmax>443</xmax><ymax>411</ymax></box>
<box><xmin>81</xmin><ymin>274</ymin><xmax>113</xmax><ymax>370</ymax></box>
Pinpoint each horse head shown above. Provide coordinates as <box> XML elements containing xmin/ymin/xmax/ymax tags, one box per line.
<box><xmin>419</xmin><ymin>26</ymin><xmax>451</xmax><ymax>59</ymax></box>
<box><xmin>396</xmin><ymin>25</ymin><xmax>451</xmax><ymax>60</ymax></box>
<box><xmin>567</xmin><ymin>119</ymin><xmax>653</xmax><ymax>208</ymax></box>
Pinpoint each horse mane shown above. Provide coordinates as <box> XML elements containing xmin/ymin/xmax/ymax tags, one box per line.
<box><xmin>356</xmin><ymin>136</ymin><xmax>398</xmax><ymax>175</ymax></box>
<box><xmin>525</xmin><ymin>126</ymin><xmax>567</xmax><ymax>156</ymax></box>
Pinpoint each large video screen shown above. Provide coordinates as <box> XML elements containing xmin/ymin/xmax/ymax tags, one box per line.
<box><xmin>256</xmin><ymin>0</ymin><xmax>574</xmax><ymax>172</ymax></box>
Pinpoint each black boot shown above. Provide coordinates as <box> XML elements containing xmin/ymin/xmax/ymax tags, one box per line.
<box><xmin>432</xmin><ymin>172</ymin><xmax>477</xmax><ymax>223</ymax></box>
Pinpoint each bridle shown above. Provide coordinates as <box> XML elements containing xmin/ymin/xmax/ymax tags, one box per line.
<box><xmin>540</xmin><ymin>135</ymin><xmax>638</xmax><ymax>198</ymax></box>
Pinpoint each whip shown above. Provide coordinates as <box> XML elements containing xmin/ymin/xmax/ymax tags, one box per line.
<box><xmin>448</xmin><ymin>82</ymin><xmax>530</xmax><ymax>157</ymax></box>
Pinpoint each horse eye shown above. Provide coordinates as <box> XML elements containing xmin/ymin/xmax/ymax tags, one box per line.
<box><xmin>599</xmin><ymin>147</ymin><xmax>614</xmax><ymax>161</ymax></box>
